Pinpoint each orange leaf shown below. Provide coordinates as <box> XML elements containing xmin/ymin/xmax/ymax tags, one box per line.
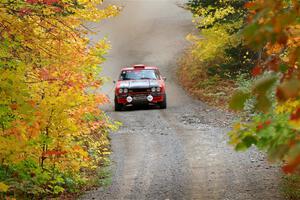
<box><xmin>290</xmin><ymin>108</ymin><xmax>300</xmax><ymax>121</ymax></box>
<box><xmin>9</xmin><ymin>103</ymin><xmax>18</xmax><ymax>110</ymax></box>
<box><xmin>282</xmin><ymin>154</ymin><xmax>300</xmax><ymax>174</ymax></box>
<box><xmin>244</xmin><ymin>2</ymin><xmax>256</xmax><ymax>9</ymax></box>
<box><xmin>252</xmin><ymin>66</ymin><xmax>262</xmax><ymax>76</ymax></box>
<box><xmin>43</xmin><ymin>150</ymin><xmax>67</xmax><ymax>157</ymax></box>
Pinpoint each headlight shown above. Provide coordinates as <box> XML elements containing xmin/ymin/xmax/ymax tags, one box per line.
<box><xmin>123</xmin><ymin>88</ymin><xmax>128</xmax><ymax>93</ymax></box>
<box><xmin>156</xmin><ymin>87</ymin><xmax>161</xmax><ymax>92</ymax></box>
<box><xmin>151</xmin><ymin>87</ymin><xmax>156</xmax><ymax>92</ymax></box>
<box><xmin>119</xmin><ymin>88</ymin><xmax>123</xmax><ymax>93</ymax></box>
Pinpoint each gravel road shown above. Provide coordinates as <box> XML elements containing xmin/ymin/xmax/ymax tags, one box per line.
<box><xmin>82</xmin><ymin>0</ymin><xmax>284</xmax><ymax>199</ymax></box>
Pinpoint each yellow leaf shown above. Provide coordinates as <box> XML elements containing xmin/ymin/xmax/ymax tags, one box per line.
<box><xmin>0</xmin><ymin>182</ymin><xmax>9</xmax><ymax>192</ymax></box>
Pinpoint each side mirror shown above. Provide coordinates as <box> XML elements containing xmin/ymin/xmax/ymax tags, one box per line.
<box><xmin>162</xmin><ymin>77</ymin><xmax>167</xmax><ymax>81</ymax></box>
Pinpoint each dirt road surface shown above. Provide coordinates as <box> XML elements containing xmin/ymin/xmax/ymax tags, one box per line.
<box><xmin>82</xmin><ymin>0</ymin><xmax>283</xmax><ymax>199</ymax></box>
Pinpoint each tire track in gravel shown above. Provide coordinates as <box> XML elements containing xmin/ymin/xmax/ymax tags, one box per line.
<box><xmin>159</xmin><ymin>109</ymin><xmax>223</xmax><ymax>200</ymax></box>
<box><xmin>159</xmin><ymin>106</ymin><xmax>283</xmax><ymax>200</ymax></box>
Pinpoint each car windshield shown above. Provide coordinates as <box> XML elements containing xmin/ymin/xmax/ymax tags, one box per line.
<box><xmin>119</xmin><ymin>69</ymin><xmax>159</xmax><ymax>80</ymax></box>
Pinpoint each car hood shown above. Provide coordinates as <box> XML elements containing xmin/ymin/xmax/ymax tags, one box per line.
<box><xmin>119</xmin><ymin>80</ymin><xmax>160</xmax><ymax>89</ymax></box>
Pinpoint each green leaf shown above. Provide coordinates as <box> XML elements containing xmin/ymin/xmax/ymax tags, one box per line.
<box><xmin>235</xmin><ymin>143</ymin><xmax>248</xmax><ymax>151</ymax></box>
<box><xmin>242</xmin><ymin>135</ymin><xmax>257</xmax><ymax>148</ymax></box>
<box><xmin>53</xmin><ymin>185</ymin><xmax>64</xmax><ymax>194</ymax></box>
<box><xmin>279</xmin><ymin>64</ymin><xmax>288</xmax><ymax>73</ymax></box>
<box><xmin>252</xmin><ymin>74</ymin><xmax>277</xmax><ymax>95</ymax></box>
<box><xmin>255</xmin><ymin>94</ymin><xmax>272</xmax><ymax>113</ymax></box>
<box><xmin>229</xmin><ymin>90</ymin><xmax>251</xmax><ymax>111</ymax></box>
<box><xmin>243</xmin><ymin>22</ymin><xmax>259</xmax><ymax>37</ymax></box>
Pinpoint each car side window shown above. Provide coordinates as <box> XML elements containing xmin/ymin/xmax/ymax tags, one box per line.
<box><xmin>119</xmin><ymin>70</ymin><xmax>132</xmax><ymax>80</ymax></box>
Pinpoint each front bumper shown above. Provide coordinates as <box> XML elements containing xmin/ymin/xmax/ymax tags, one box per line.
<box><xmin>116</xmin><ymin>93</ymin><xmax>165</xmax><ymax>105</ymax></box>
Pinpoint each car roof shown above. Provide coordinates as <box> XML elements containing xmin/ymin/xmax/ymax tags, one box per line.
<box><xmin>121</xmin><ymin>64</ymin><xmax>158</xmax><ymax>71</ymax></box>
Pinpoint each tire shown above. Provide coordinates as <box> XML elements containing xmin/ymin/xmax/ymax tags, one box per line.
<box><xmin>159</xmin><ymin>94</ymin><xmax>167</xmax><ymax>109</ymax></box>
<box><xmin>114</xmin><ymin>97</ymin><xmax>122</xmax><ymax>111</ymax></box>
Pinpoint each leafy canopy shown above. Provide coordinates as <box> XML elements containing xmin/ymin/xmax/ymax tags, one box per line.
<box><xmin>0</xmin><ymin>0</ymin><xmax>119</xmax><ymax>197</ymax></box>
<box><xmin>229</xmin><ymin>0</ymin><xmax>300</xmax><ymax>173</ymax></box>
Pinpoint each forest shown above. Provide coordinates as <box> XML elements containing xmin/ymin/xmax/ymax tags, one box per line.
<box><xmin>0</xmin><ymin>0</ymin><xmax>299</xmax><ymax>199</ymax></box>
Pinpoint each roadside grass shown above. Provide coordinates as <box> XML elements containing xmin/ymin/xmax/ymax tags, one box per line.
<box><xmin>57</xmin><ymin>160</ymin><xmax>112</xmax><ymax>200</ymax></box>
<box><xmin>177</xmin><ymin>50</ymin><xmax>236</xmax><ymax>108</ymax></box>
<box><xmin>95</xmin><ymin>164</ymin><xmax>112</xmax><ymax>187</ymax></box>
<box><xmin>281</xmin><ymin>173</ymin><xmax>300</xmax><ymax>200</ymax></box>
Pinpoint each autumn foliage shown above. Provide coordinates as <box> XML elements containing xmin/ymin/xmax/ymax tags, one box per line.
<box><xmin>229</xmin><ymin>0</ymin><xmax>300</xmax><ymax>173</ymax></box>
<box><xmin>0</xmin><ymin>0</ymin><xmax>119</xmax><ymax>197</ymax></box>
<box><xmin>178</xmin><ymin>0</ymin><xmax>255</xmax><ymax>107</ymax></box>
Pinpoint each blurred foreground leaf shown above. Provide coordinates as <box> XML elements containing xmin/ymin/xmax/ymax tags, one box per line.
<box><xmin>277</xmin><ymin>78</ymin><xmax>300</xmax><ymax>101</ymax></box>
<box><xmin>229</xmin><ymin>90</ymin><xmax>251</xmax><ymax>111</ymax></box>
<box><xmin>252</xmin><ymin>74</ymin><xmax>277</xmax><ymax>95</ymax></box>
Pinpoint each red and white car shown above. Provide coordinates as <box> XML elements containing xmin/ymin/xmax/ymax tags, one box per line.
<box><xmin>114</xmin><ymin>64</ymin><xmax>167</xmax><ymax>111</ymax></box>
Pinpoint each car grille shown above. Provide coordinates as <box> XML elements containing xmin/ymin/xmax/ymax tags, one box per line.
<box><xmin>129</xmin><ymin>88</ymin><xmax>150</xmax><ymax>93</ymax></box>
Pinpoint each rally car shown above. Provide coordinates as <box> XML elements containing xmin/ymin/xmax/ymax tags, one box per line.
<box><xmin>114</xmin><ymin>64</ymin><xmax>167</xmax><ymax>111</ymax></box>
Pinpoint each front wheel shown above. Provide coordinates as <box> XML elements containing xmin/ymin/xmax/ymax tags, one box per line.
<box><xmin>114</xmin><ymin>97</ymin><xmax>122</xmax><ymax>111</ymax></box>
<box><xmin>159</xmin><ymin>94</ymin><xmax>167</xmax><ymax>109</ymax></box>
